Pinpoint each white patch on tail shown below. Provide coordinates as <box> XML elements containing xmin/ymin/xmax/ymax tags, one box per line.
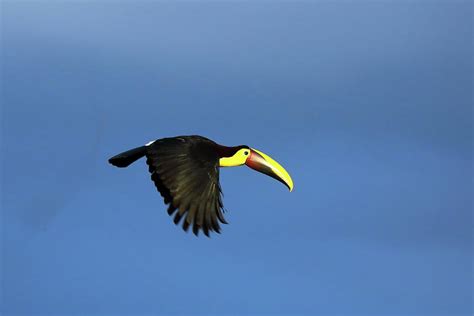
<box><xmin>145</xmin><ymin>140</ymin><xmax>156</xmax><ymax>146</ymax></box>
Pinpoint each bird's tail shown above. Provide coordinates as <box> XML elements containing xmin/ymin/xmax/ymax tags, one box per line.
<box><xmin>108</xmin><ymin>146</ymin><xmax>147</xmax><ymax>168</ymax></box>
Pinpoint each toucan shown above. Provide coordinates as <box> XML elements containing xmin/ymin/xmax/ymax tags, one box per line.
<box><xmin>108</xmin><ymin>135</ymin><xmax>293</xmax><ymax>236</ymax></box>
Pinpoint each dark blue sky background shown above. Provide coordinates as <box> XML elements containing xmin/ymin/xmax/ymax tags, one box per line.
<box><xmin>1</xmin><ymin>1</ymin><xmax>472</xmax><ymax>315</ymax></box>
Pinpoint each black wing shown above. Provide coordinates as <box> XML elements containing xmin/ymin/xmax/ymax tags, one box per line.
<box><xmin>145</xmin><ymin>136</ymin><xmax>227</xmax><ymax>236</ymax></box>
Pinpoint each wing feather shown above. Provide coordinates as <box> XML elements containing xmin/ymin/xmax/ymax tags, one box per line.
<box><xmin>145</xmin><ymin>136</ymin><xmax>228</xmax><ymax>236</ymax></box>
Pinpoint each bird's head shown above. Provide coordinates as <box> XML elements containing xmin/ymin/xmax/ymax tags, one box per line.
<box><xmin>218</xmin><ymin>146</ymin><xmax>294</xmax><ymax>192</ymax></box>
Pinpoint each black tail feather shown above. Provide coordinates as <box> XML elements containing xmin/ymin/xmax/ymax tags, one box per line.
<box><xmin>108</xmin><ymin>146</ymin><xmax>147</xmax><ymax>168</ymax></box>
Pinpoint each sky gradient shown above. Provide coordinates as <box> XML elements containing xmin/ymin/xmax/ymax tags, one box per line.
<box><xmin>1</xmin><ymin>1</ymin><xmax>472</xmax><ymax>315</ymax></box>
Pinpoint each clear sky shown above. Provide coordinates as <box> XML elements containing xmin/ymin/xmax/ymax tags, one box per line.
<box><xmin>1</xmin><ymin>1</ymin><xmax>472</xmax><ymax>315</ymax></box>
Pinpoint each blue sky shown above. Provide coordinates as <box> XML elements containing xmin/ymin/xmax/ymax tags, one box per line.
<box><xmin>1</xmin><ymin>1</ymin><xmax>472</xmax><ymax>315</ymax></box>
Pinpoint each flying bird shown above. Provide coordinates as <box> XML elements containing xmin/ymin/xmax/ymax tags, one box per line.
<box><xmin>108</xmin><ymin>135</ymin><xmax>293</xmax><ymax>236</ymax></box>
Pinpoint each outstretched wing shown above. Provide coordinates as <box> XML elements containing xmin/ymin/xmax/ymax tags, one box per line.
<box><xmin>145</xmin><ymin>137</ymin><xmax>227</xmax><ymax>236</ymax></box>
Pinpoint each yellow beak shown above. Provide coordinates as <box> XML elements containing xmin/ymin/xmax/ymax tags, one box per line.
<box><xmin>245</xmin><ymin>148</ymin><xmax>294</xmax><ymax>191</ymax></box>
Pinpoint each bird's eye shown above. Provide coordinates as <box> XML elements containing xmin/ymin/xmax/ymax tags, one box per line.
<box><xmin>244</xmin><ymin>151</ymin><xmax>249</xmax><ymax>155</ymax></box>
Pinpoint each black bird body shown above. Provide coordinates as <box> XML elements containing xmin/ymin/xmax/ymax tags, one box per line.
<box><xmin>109</xmin><ymin>135</ymin><xmax>293</xmax><ymax>236</ymax></box>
